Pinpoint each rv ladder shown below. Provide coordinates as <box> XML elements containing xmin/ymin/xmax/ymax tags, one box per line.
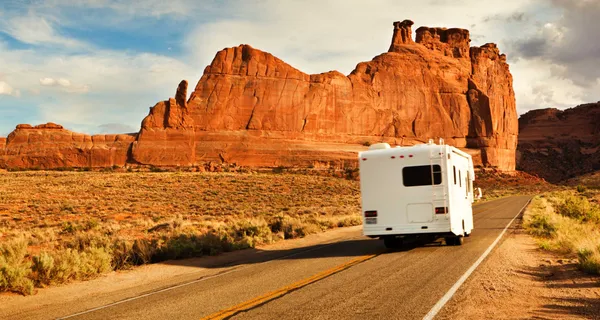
<box><xmin>429</xmin><ymin>143</ymin><xmax>448</xmax><ymax>212</ymax></box>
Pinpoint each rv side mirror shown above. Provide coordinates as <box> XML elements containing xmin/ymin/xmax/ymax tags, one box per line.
<box><xmin>476</xmin><ymin>187</ymin><xmax>482</xmax><ymax>200</ymax></box>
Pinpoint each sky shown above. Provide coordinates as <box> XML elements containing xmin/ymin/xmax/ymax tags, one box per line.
<box><xmin>0</xmin><ymin>0</ymin><xmax>599</xmax><ymax>136</ymax></box>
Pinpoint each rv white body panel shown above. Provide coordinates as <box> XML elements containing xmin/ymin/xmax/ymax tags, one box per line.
<box><xmin>359</xmin><ymin>143</ymin><xmax>475</xmax><ymax>238</ymax></box>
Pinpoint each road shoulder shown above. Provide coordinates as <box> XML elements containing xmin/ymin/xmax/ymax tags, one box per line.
<box><xmin>437</xmin><ymin>217</ymin><xmax>600</xmax><ymax>319</ymax></box>
<box><xmin>0</xmin><ymin>226</ymin><xmax>362</xmax><ymax>320</ymax></box>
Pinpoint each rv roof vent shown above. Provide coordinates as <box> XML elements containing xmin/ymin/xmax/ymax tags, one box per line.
<box><xmin>368</xmin><ymin>143</ymin><xmax>391</xmax><ymax>150</ymax></box>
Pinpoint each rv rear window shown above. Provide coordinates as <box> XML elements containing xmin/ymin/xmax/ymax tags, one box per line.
<box><xmin>402</xmin><ymin>165</ymin><xmax>442</xmax><ymax>187</ymax></box>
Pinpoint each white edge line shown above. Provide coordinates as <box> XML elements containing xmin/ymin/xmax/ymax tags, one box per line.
<box><xmin>57</xmin><ymin>239</ymin><xmax>345</xmax><ymax>319</ymax></box>
<box><xmin>422</xmin><ymin>198</ymin><xmax>532</xmax><ymax>320</ymax></box>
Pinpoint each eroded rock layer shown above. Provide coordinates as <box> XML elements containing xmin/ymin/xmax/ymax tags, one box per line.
<box><xmin>1</xmin><ymin>20</ymin><xmax>518</xmax><ymax>170</ymax></box>
<box><xmin>517</xmin><ymin>103</ymin><xmax>600</xmax><ymax>182</ymax></box>
<box><xmin>0</xmin><ymin>123</ymin><xmax>135</xmax><ymax>169</ymax></box>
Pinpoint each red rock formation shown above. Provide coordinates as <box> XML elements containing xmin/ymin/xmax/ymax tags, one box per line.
<box><xmin>131</xmin><ymin>80</ymin><xmax>196</xmax><ymax>166</ymax></box>
<box><xmin>518</xmin><ymin>102</ymin><xmax>600</xmax><ymax>182</ymax></box>
<box><xmin>468</xmin><ymin>43</ymin><xmax>518</xmax><ymax>170</ymax></box>
<box><xmin>132</xmin><ymin>20</ymin><xmax>517</xmax><ymax>170</ymax></box>
<box><xmin>415</xmin><ymin>27</ymin><xmax>470</xmax><ymax>59</ymax></box>
<box><xmin>0</xmin><ymin>123</ymin><xmax>135</xmax><ymax>169</ymax></box>
<box><xmin>0</xmin><ymin>20</ymin><xmax>518</xmax><ymax>171</ymax></box>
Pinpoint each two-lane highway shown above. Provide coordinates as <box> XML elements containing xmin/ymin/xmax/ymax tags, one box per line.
<box><xmin>9</xmin><ymin>196</ymin><xmax>531</xmax><ymax>320</ymax></box>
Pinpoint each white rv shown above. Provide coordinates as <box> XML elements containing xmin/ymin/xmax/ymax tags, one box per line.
<box><xmin>358</xmin><ymin>140</ymin><xmax>476</xmax><ymax>248</ymax></box>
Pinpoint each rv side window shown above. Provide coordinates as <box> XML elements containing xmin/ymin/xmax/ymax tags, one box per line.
<box><xmin>459</xmin><ymin>171</ymin><xmax>462</xmax><ymax>187</ymax></box>
<box><xmin>453</xmin><ymin>166</ymin><xmax>457</xmax><ymax>185</ymax></box>
<box><xmin>402</xmin><ymin>165</ymin><xmax>442</xmax><ymax>187</ymax></box>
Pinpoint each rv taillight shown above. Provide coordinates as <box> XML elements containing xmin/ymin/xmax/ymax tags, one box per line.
<box><xmin>362</xmin><ymin>158</ymin><xmax>367</xmax><ymax>161</ymax></box>
<box><xmin>364</xmin><ymin>211</ymin><xmax>378</xmax><ymax>217</ymax></box>
<box><xmin>435</xmin><ymin>207</ymin><xmax>448</xmax><ymax>214</ymax></box>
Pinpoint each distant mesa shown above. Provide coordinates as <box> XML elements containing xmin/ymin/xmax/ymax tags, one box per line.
<box><xmin>518</xmin><ymin>102</ymin><xmax>600</xmax><ymax>182</ymax></box>
<box><xmin>0</xmin><ymin>20</ymin><xmax>518</xmax><ymax>171</ymax></box>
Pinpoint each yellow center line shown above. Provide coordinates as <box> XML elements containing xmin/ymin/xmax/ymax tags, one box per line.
<box><xmin>200</xmin><ymin>254</ymin><xmax>378</xmax><ymax>320</ymax></box>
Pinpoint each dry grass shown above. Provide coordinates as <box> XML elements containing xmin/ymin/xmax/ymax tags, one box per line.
<box><xmin>524</xmin><ymin>191</ymin><xmax>600</xmax><ymax>275</ymax></box>
<box><xmin>0</xmin><ymin>168</ymin><xmax>558</xmax><ymax>295</ymax></box>
<box><xmin>474</xmin><ymin>170</ymin><xmax>560</xmax><ymax>202</ymax></box>
<box><xmin>0</xmin><ymin>171</ymin><xmax>361</xmax><ymax>294</ymax></box>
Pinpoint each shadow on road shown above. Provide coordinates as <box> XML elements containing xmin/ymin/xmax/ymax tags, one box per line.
<box><xmin>156</xmin><ymin>235</ymin><xmax>450</xmax><ymax>270</ymax></box>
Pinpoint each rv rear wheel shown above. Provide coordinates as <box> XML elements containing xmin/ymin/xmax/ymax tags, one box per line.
<box><xmin>383</xmin><ymin>236</ymin><xmax>403</xmax><ymax>249</ymax></box>
<box><xmin>445</xmin><ymin>236</ymin><xmax>464</xmax><ymax>246</ymax></box>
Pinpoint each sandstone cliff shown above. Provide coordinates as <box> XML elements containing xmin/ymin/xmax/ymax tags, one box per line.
<box><xmin>132</xmin><ymin>20</ymin><xmax>517</xmax><ymax>170</ymax></box>
<box><xmin>518</xmin><ymin>102</ymin><xmax>600</xmax><ymax>182</ymax></box>
<box><xmin>0</xmin><ymin>123</ymin><xmax>135</xmax><ymax>169</ymax></box>
<box><xmin>1</xmin><ymin>20</ymin><xmax>518</xmax><ymax>171</ymax></box>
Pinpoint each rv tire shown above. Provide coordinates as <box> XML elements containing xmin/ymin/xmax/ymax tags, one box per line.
<box><xmin>455</xmin><ymin>235</ymin><xmax>464</xmax><ymax>246</ymax></box>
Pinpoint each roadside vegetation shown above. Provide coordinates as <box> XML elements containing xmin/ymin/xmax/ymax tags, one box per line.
<box><xmin>524</xmin><ymin>185</ymin><xmax>600</xmax><ymax>275</ymax></box>
<box><xmin>0</xmin><ymin>171</ymin><xmax>361</xmax><ymax>295</ymax></box>
<box><xmin>0</xmin><ymin>168</ymin><xmax>554</xmax><ymax>295</ymax></box>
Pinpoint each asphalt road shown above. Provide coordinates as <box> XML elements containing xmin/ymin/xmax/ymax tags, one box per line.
<box><xmin>9</xmin><ymin>196</ymin><xmax>531</xmax><ymax>320</ymax></box>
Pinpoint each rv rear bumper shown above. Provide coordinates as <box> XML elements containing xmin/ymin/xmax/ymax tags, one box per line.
<box><xmin>363</xmin><ymin>225</ymin><xmax>451</xmax><ymax>237</ymax></box>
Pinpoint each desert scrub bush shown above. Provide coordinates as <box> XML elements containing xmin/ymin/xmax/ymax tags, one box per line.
<box><xmin>525</xmin><ymin>192</ymin><xmax>600</xmax><ymax>275</ymax></box>
<box><xmin>577</xmin><ymin>247</ymin><xmax>600</xmax><ymax>275</ymax></box>
<box><xmin>153</xmin><ymin>232</ymin><xmax>231</xmax><ymax>261</ymax></box>
<box><xmin>32</xmin><ymin>247</ymin><xmax>112</xmax><ymax>285</ymax></box>
<box><xmin>526</xmin><ymin>213</ymin><xmax>557</xmax><ymax>238</ymax></box>
<box><xmin>556</xmin><ymin>195</ymin><xmax>600</xmax><ymax>223</ymax></box>
<box><xmin>110</xmin><ymin>238</ymin><xmax>156</xmax><ymax>269</ymax></box>
<box><xmin>0</xmin><ymin>238</ymin><xmax>34</xmax><ymax>295</ymax></box>
<box><xmin>268</xmin><ymin>216</ymin><xmax>320</xmax><ymax>239</ymax></box>
<box><xmin>230</xmin><ymin>219</ymin><xmax>275</xmax><ymax>247</ymax></box>
<box><xmin>334</xmin><ymin>215</ymin><xmax>362</xmax><ymax>228</ymax></box>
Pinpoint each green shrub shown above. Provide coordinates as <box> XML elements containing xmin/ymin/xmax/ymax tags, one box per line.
<box><xmin>32</xmin><ymin>252</ymin><xmax>54</xmax><ymax>285</ymax></box>
<box><xmin>0</xmin><ymin>239</ymin><xmax>34</xmax><ymax>295</ymax></box>
<box><xmin>268</xmin><ymin>216</ymin><xmax>319</xmax><ymax>239</ymax></box>
<box><xmin>557</xmin><ymin>196</ymin><xmax>600</xmax><ymax>223</ymax></box>
<box><xmin>336</xmin><ymin>215</ymin><xmax>362</xmax><ymax>228</ymax></box>
<box><xmin>155</xmin><ymin>233</ymin><xmax>223</xmax><ymax>261</ymax></box>
<box><xmin>32</xmin><ymin>247</ymin><xmax>112</xmax><ymax>285</ymax></box>
<box><xmin>577</xmin><ymin>247</ymin><xmax>600</xmax><ymax>275</ymax></box>
<box><xmin>231</xmin><ymin>219</ymin><xmax>274</xmax><ymax>246</ymax></box>
<box><xmin>527</xmin><ymin>214</ymin><xmax>556</xmax><ymax>238</ymax></box>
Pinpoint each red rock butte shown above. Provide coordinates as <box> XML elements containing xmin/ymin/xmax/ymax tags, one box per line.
<box><xmin>0</xmin><ymin>20</ymin><xmax>518</xmax><ymax>171</ymax></box>
<box><xmin>518</xmin><ymin>102</ymin><xmax>600</xmax><ymax>182</ymax></box>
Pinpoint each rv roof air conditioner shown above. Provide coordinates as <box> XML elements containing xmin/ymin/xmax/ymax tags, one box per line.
<box><xmin>368</xmin><ymin>143</ymin><xmax>391</xmax><ymax>150</ymax></box>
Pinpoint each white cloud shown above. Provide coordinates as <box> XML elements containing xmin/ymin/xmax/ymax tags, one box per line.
<box><xmin>39</xmin><ymin>77</ymin><xmax>89</xmax><ymax>93</ymax></box>
<box><xmin>0</xmin><ymin>12</ymin><xmax>84</xmax><ymax>47</ymax></box>
<box><xmin>0</xmin><ymin>45</ymin><xmax>192</xmax><ymax>133</ymax></box>
<box><xmin>39</xmin><ymin>77</ymin><xmax>57</xmax><ymax>86</ymax></box>
<box><xmin>504</xmin><ymin>0</ymin><xmax>600</xmax><ymax>111</ymax></box>
<box><xmin>184</xmin><ymin>0</ymin><xmax>536</xmax><ymax>77</ymax></box>
<box><xmin>0</xmin><ymin>0</ymin><xmax>597</xmax><ymax>136</ymax></box>
<box><xmin>0</xmin><ymin>81</ymin><xmax>20</xmax><ymax>97</ymax></box>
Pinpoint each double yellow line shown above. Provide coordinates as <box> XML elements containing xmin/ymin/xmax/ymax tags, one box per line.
<box><xmin>201</xmin><ymin>254</ymin><xmax>378</xmax><ymax>320</ymax></box>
